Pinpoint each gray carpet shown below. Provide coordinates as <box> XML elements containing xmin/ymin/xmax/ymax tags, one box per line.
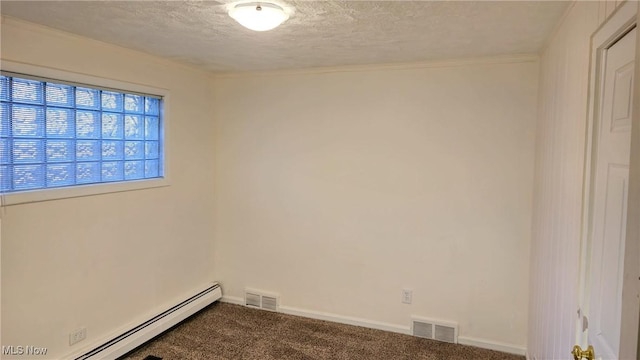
<box><xmin>122</xmin><ymin>302</ymin><xmax>525</xmax><ymax>360</ymax></box>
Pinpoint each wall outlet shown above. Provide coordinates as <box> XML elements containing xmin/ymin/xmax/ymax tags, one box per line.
<box><xmin>69</xmin><ymin>327</ymin><xmax>87</xmax><ymax>346</ymax></box>
<box><xmin>402</xmin><ymin>289</ymin><xmax>413</xmax><ymax>304</ymax></box>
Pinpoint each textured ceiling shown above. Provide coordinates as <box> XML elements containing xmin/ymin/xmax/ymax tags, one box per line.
<box><xmin>0</xmin><ymin>1</ymin><xmax>569</xmax><ymax>73</ymax></box>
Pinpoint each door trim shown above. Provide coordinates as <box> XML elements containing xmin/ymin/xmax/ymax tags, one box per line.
<box><xmin>620</xmin><ymin>4</ymin><xmax>640</xmax><ymax>359</ymax></box>
<box><xmin>579</xmin><ymin>0</ymin><xmax>639</xmax><ymax>357</ymax></box>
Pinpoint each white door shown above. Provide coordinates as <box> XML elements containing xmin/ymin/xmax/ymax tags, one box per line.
<box><xmin>586</xmin><ymin>27</ymin><xmax>636</xmax><ymax>360</ymax></box>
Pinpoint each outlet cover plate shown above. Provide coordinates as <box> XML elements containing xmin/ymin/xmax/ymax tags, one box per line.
<box><xmin>402</xmin><ymin>289</ymin><xmax>413</xmax><ymax>304</ymax></box>
<box><xmin>69</xmin><ymin>327</ymin><xmax>86</xmax><ymax>346</ymax></box>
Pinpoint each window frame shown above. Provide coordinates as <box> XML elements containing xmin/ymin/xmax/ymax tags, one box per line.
<box><xmin>0</xmin><ymin>60</ymin><xmax>170</xmax><ymax>205</ymax></box>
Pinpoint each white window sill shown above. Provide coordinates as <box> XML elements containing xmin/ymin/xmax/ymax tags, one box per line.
<box><xmin>1</xmin><ymin>178</ymin><xmax>169</xmax><ymax>206</ymax></box>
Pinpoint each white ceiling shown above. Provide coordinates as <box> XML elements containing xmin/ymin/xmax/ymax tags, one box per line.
<box><xmin>1</xmin><ymin>1</ymin><xmax>569</xmax><ymax>73</ymax></box>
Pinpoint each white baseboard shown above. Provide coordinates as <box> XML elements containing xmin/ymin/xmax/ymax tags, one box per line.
<box><xmin>278</xmin><ymin>305</ymin><xmax>411</xmax><ymax>335</ymax></box>
<box><xmin>221</xmin><ymin>295</ymin><xmax>409</xmax><ymax>334</ymax></box>
<box><xmin>221</xmin><ymin>295</ymin><xmax>244</xmax><ymax>305</ymax></box>
<box><xmin>458</xmin><ymin>336</ymin><xmax>526</xmax><ymax>356</ymax></box>
<box><xmin>220</xmin><ymin>296</ymin><xmax>526</xmax><ymax>356</ymax></box>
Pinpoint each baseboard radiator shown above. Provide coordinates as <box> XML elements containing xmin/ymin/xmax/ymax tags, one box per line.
<box><xmin>69</xmin><ymin>282</ymin><xmax>222</xmax><ymax>360</ymax></box>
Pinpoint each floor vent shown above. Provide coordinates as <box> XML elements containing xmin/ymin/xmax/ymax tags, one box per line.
<box><xmin>412</xmin><ymin>317</ymin><xmax>458</xmax><ymax>344</ymax></box>
<box><xmin>434</xmin><ymin>324</ymin><xmax>456</xmax><ymax>343</ymax></box>
<box><xmin>245</xmin><ymin>292</ymin><xmax>261</xmax><ymax>308</ymax></box>
<box><xmin>261</xmin><ymin>295</ymin><xmax>278</xmax><ymax>311</ymax></box>
<box><xmin>244</xmin><ymin>289</ymin><xmax>279</xmax><ymax>312</ymax></box>
<box><xmin>412</xmin><ymin>320</ymin><xmax>434</xmax><ymax>339</ymax></box>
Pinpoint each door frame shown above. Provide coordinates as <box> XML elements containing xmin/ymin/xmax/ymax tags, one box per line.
<box><xmin>579</xmin><ymin>1</ymin><xmax>639</xmax><ymax>358</ymax></box>
<box><xmin>620</xmin><ymin>4</ymin><xmax>640</xmax><ymax>359</ymax></box>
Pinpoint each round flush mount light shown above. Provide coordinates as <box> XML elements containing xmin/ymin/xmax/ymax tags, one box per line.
<box><xmin>229</xmin><ymin>2</ymin><xmax>290</xmax><ymax>32</ymax></box>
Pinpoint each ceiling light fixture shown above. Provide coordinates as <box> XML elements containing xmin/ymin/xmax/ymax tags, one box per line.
<box><xmin>229</xmin><ymin>2</ymin><xmax>289</xmax><ymax>32</ymax></box>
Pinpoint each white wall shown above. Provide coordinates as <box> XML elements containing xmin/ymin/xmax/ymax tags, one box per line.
<box><xmin>0</xmin><ymin>17</ymin><xmax>216</xmax><ymax>359</ymax></box>
<box><xmin>528</xmin><ymin>1</ymin><xmax>623</xmax><ymax>359</ymax></box>
<box><xmin>212</xmin><ymin>58</ymin><xmax>538</xmax><ymax>350</ymax></box>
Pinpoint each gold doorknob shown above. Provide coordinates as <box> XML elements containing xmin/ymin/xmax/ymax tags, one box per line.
<box><xmin>572</xmin><ymin>345</ymin><xmax>595</xmax><ymax>360</ymax></box>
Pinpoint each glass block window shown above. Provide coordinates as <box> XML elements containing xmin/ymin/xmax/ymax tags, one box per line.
<box><xmin>0</xmin><ymin>73</ymin><xmax>163</xmax><ymax>193</ymax></box>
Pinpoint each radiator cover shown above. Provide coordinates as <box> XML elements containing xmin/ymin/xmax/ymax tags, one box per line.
<box><xmin>66</xmin><ymin>282</ymin><xmax>222</xmax><ymax>360</ymax></box>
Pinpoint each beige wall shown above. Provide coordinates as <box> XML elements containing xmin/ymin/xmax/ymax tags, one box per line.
<box><xmin>212</xmin><ymin>58</ymin><xmax>538</xmax><ymax>350</ymax></box>
<box><xmin>528</xmin><ymin>1</ymin><xmax>627</xmax><ymax>359</ymax></box>
<box><xmin>0</xmin><ymin>17</ymin><xmax>216</xmax><ymax>359</ymax></box>
<box><xmin>1</xmin><ymin>11</ymin><xmax>546</xmax><ymax>357</ymax></box>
